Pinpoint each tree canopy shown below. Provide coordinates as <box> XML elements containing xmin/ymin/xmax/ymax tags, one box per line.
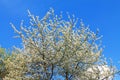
<box><xmin>0</xmin><ymin>9</ymin><xmax>119</xmax><ymax>80</ymax></box>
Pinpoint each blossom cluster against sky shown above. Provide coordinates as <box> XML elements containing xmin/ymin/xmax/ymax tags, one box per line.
<box><xmin>0</xmin><ymin>0</ymin><xmax>120</xmax><ymax>79</ymax></box>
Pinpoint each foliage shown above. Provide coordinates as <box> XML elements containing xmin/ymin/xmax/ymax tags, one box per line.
<box><xmin>3</xmin><ymin>52</ymin><xmax>29</xmax><ymax>80</ymax></box>
<box><xmin>1</xmin><ymin>9</ymin><xmax>118</xmax><ymax>80</ymax></box>
<box><xmin>0</xmin><ymin>48</ymin><xmax>8</xmax><ymax>79</ymax></box>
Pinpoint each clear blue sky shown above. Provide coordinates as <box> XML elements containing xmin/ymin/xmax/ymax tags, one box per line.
<box><xmin>0</xmin><ymin>0</ymin><xmax>120</xmax><ymax>79</ymax></box>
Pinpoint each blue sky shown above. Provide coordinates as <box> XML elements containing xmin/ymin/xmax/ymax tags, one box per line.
<box><xmin>0</xmin><ymin>0</ymin><xmax>120</xmax><ymax>79</ymax></box>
